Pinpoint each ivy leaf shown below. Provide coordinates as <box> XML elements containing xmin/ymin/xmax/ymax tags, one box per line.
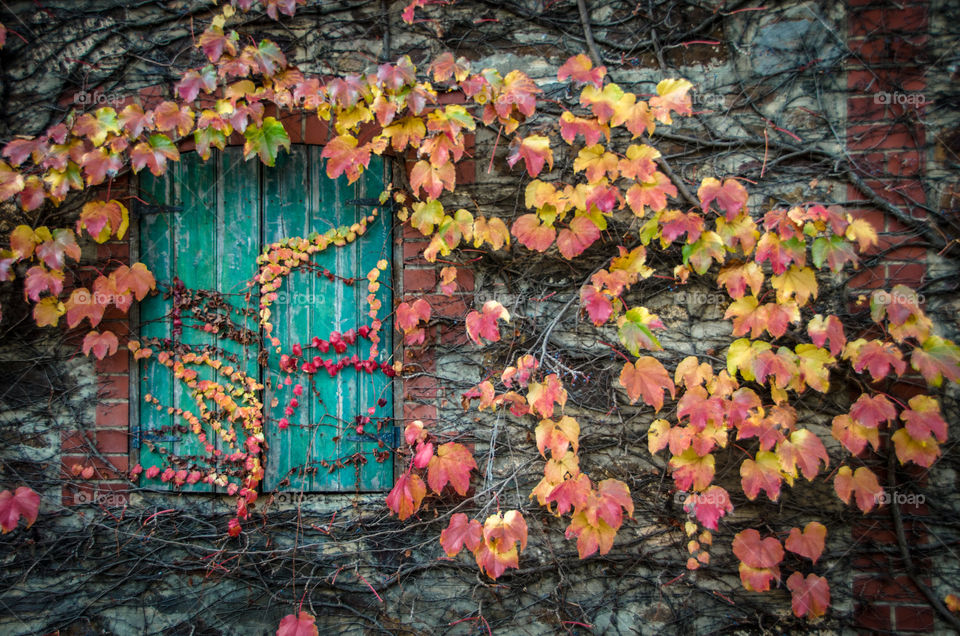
<box><xmin>72</xmin><ymin>107</ymin><xmax>121</xmax><ymax>147</ymax></box>
<box><xmin>579</xmin><ymin>83</ymin><xmax>624</xmax><ymax>124</ymax></box>
<box><xmin>81</xmin><ymin>147</ymin><xmax>124</xmax><ymax>186</ymax></box>
<box><xmin>427</xmin><ymin>442</ymin><xmax>477</xmax><ymax>496</ymax></box>
<box><xmin>834</xmin><ymin>465</ymin><xmax>883</xmax><ymax>513</ymax></box>
<box><xmin>65</xmin><ymin>287</ymin><xmax>104</xmax><ymax>328</ymax></box>
<box><xmin>697</xmin><ymin>177</ymin><xmax>748</xmax><ymax>220</ymax></box>
<box><xmin>24</xmin><ymin>266</ymin><xmax>64</xmax><ymax>302</ymax></box>
<box><xmin>33</xmin><ymin>296</ymin><xmax>65</xmax><ymax>327</ymax></box>
<box><xmin>618</xmin><ymin>144</ymin><xmax>661</xmax><ymax>182</ymax></box>
<box><xmin>440</xmin><ymin>513</ymin><xmax>483</xmax><ymax>557</ymax></box>
<box><xmin>625</xmin><ymin>172</ymin><xmax>677</xmax><ymax>215</ymax></box>
<box><xmin>410</xmin><ymin>159</ymin><xmax>456</xmax><ymax>199</ymax></box>
<box><xmin>115</xmin><ymin>263</ymin><xmax>156</xmax><ymax>301</ymax></box>
<box><xmin>807</xmin><ymin>314</ymin><xmax>846</xmax><ymax>357</ymax></box>
<box><xmin>812</xmin><ymin>235</ymin><xmax>858</xmax><ymax>272</ymax></box>
<box><xmin>891</xmin><ymin>428</ymin><xmax>941</xmax><ymax>468</ymax></box>
<box><xmin>649</xmin><ymin>78</ymin><xmax>693</xmax><ymax>124</ymax></box>
<box><xmin>567</xmin><ymin>509</ymin><xmax>616</xmax><ymax>559</ymax></box>
<box><xmin>787</xmin><ymin>572</ymin><xmax>831</xmax><ymax>619</ymax></box>
<box><xmin>910</xmin><ymin>335</ymin><xmax>960</xmax><ymax>387</ymax></box>
<box><xmin>573</xmin><ymin>144</ymin><xmax>618</xmax><ymax>182</ymax></box>
<box><xmin>559</xmin><ymin>111</ymin><xmax>608</xmax><ymax>146</ymax></box>
<box><xmin>779</xmin><ymin>429</ymin><xmax>829</xmax><ymax>481</ymax></box>
<box><xmin>130</xmin><ymin>134</ymin><xmax>180</xmax><ymax>176</ymax></box>
<box><xmin>476</xmin><ymin>510</ymin><xmax>527</xmax><ymax>579</ymax></box>
<box><xmin>580</xmin><ymin>284</ymin><xmax>614</xmax><ymax>326</ymax></box>
<box><xmin>473</xmin><ymin>216</ymin><xmax>510</xmax><ymax>251</ymax></box>
<box><xmin>770</xmin><ymin>265</ymin><xmax>818</xmax><ymax>307</ymax></box>
<box><xmin>546</xmin><ymin>472</ymin><xmax>592</xmax><ymax>515</ymax></box>
<box><xmin>78</xmin><ymin>200</ymin><xmax>129</xmax><ymax>243</ymax></box>
<box><xmin>843</xmin><ymin>338</ymin><xmax>906</xmax><ymax>381</ymax></box>
<box><xmin>901</xmin><ymin>395</ymin><xmax>947</xmax><ymax>443</ymax></box>
<box><xmin>386</xmin><ymin>472</ymin><xmax>426</xmax><ymax>521</ymax></box>
<box><xmin>617</xmin><ymin>306</ymin><xmax>664</xmax><ymax>355</ymax></box>
<box><xmin>321</xmin><ymin>134</ymin><xmax>370</xmax><ymax>183</ymax></box>
<box><xmin>716</xmin><ymin>214</ymin><xmax>760</xmax><ymax>255</ymax></box>
<box><xmin>794</xmin><ymin>344</ymin><xmax>835</xmax><ymax>393</ymax></box>
<box><xmin>733</xmin><ymin>528</ymin><xmax>783</xmax><ymax>592</ymax></box>
<box><xmin>154</xmin><ymin>101</ymin><xmax>195</xmax><ymax>137</ymax></box>
<box><xmin>243</xmin><ymin>117</ymin><xmax>290</xmax><ymax>167</ymax></box>
<box><xmin>511</xmin><ymin>213</ymin><xmax>556</xmax><ymax>252</ymax></box>
<box><xmin>556</xmin><ymin>215</ymin><xmax>600</xmax><ymax>259</ymax></box>
<box><xmin>785</xmin><ymin>521</ymin><xmax>827</xmax><ymax>564</ymax></box>
<box><xmin>0</xmin><ymin>486</ymin><xmax>40</xmax><ymax>533</ymax></box>
<box><xmin>619</xmin><ymin>356</ymin><xmax>674</xmax><ymax>412</ymax></box>
<box><xmin>849</xmin><ymin>393</ymin><xmax>896</xmax><ymax>428</ymax></box>
<box><xmin>611</xmin><ymin>92</ymin><xmax>656</xmax><ymax>138</ymax></box>
<box><xmin>526</xmin><ymin>374</ymin><xmax>567</xmax><ymax>419</ymax></box>
<box><xmin>82</xmin><ymin>330</ymin><xmax>119</xmax><ymax>360</ymax></box>
<box><xmin>507</xmin><ymin>135</ymin><xmax>553</xmax><ymax>178</ymax></box>
<box><xmin>118</xmin><ymin>104</ymin><xmax>154</xmax><ymax>138</ymax></box>
<box><xmin>177</xmin><ymin>65</ymin><xmax>217</xmax><ymax>102</ymax></box>
<box><xmin>276</xmin><ymin>612</ymin><xmax>319</xmax><ymax>636</ymax></box>
<box><xmin>496</xmin><ymin>70</ymin><xmax>540</xmax><ymax>119</ymax></box>
<box><xmin>755</xmin><ymin>232</ymin><xmax>805</xmax><ymax>275</ymax></box>
<box><xmin>395</xmin><ymin>298</ymin><xmax>431</xmax><ymax>345</ymax></box>
<box><xmin>688</xmin><ymin>485</ymin><xmax>733</xmax><ymax>530</ymax></box>
<box><xmin>831</xmin><ymin>414</ymin><xmax>880</xmax><ymax>455</ymax></box>
<box><xmin>383</xmin><ymin>116</ymin><xmax>426</xmax><ymax>151</ymax></box>
<box><xmin>536</xmin><ymin>416</ymin><xmax>580</xmax><ymax>459</ymax></box>
<box><xmin>428</xmin><ymin>52</ymin><xmax>471</xmax><ymax>83</ymax></box>
<box><xmin>465</xmin><ymin>300</ymin><xmax>510</xmax><ymax>346</ymax></box>
<box><xmin>740</xmin><ymin>451</ymin><xmax>783</xmax><ymax>501</ymax></box>
<box><xmin>36</xmin><ymin>228</ymin><xmax>81</xmax><ymax>270</ymax></box>
<box><xmin>717</xmin><ymin>261</ymin><xmax>764</xmax><ymax>299</ymax></box>
<box><xmin>557</xmin><ymin>53</ymin><xmax>606</xmax><ymax>88</ymax></box>
<box><xmin>669</xmin><ymin>448</ymin><xmax>715</xmax><ymax>491</ymax></box>
<box><xmin>845</xmin><ymin>217</ymin><xmax>879</xmax><ymax>252</ymax></box>
<box><xmin>682</xmin><ymin>231</ymin><xmax>726</xmax><ymax>274</ymax></box>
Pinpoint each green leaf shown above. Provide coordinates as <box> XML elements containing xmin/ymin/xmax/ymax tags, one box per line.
<box><xmin>243</xmin><ymin>116</ymin><xmax>291</xmax><ymax>166</ymax></box>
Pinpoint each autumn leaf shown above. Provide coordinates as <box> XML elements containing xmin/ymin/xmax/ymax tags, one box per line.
<box><xmin>649</xmin><ymin>78</ymin><xmax>693</xmax><ymax>124</ymax></box>
<box><xmin>24</xmin><ymin>266</ymin><xmax>64</xmax><ymax>302</ymax></box>
<box><xmin>697</xmin><ymin>177</ymin><xmax>749</xmax><ymax>220</ymax></box>
<box><xmin>625</xmin><ymin>172</ymin><xmax>677</xmax><ymax>215</ymax></box>
<box><xmin>579</xmin><ymin>83</ymin><xmax>625</xmax><ymax>124</ymax></box>
<box><xmin>807</xmin><ymin>314</ymin><xmax>846</xmax><ymax>357</ymax></box>
<box><xmin>900</xmin><ymin>395</ymin><xmax>947</xmax><ymax>443</ymax></box>
<box><xmin>0</xmin><ymin>486</ymin><xmax>40</xmax><ymax>533</ymax></box>
<box><xmin>778</xmin><ymin>429</ymin><xmax>829</xmax><ymax>481</ymax></box>
<box><xmin>682</xmin><ymin>231</ymin><xmax>726</xmax><ymax>275</ymax></box>
<box><xmin>580</xmin><ymin>284</ymin><xmax>614</xmax><ymax>326</ymax></box>
<box><xmin>849</xmin><ymin>393</ymin><xmax>896</xmax><ymax>428</ymax></box>
<box><xmin>130</xmin><ymin>134</ymin><xmax>180</xmax><ymax>176</ymax></box>
<box><xmin>556</xmin><ymin>215</ymin><xmax>601</xmax><ymax>259</ymax></box>
<box><xmin>426</xmin><ymin>442</ymin><xmax>477</xmax><ymax>495</ymax></box>
<box><xmin>536</xmin><ymin>416</ymin><xmax>580</xmax><ymax>459</ymax></box>
<box><xmin>787</xmin><ymin>572</ymin><xmax>831</xmax><ymax>619</ymax></box>
<box><xmin>834</xmin><ymin>465</ymin><xmax>883</xmax><ymax>513</ymax></box>
<box><xmin>507</xmin><ymin>135</ymin><xmax>553</xmax><ymax>178</ymax></box>
<box><xmin>465</xmin><ymin>300</ymin><xmax>510</xmax><ymax>346</ymax></box>
<box><xmin>617</xmin><ymin>306</ymin><xmax>664</xmax><ymax>354</ymax></box>
<box><xmin>740</xmin><ymin>451</ymin><xmax>783</xmax><ymax>501</ymax></box>
<box><xmin>243</xmin><ymin>117</ymin><xmax>291</xmax><ymax>166</ymax></box>
<box><xmin>33</xmin><ymin>296</ymin><xmax>65</xmax><ymax>327</ymax></box>
<box><xmin>669</xmin><ymin>448</ymin><xmax>715</xmax><ymax>491</ymax></box>
<box><xmin>78</xmin><ymin>200</ymin><xmax>129</xmax><ymax>243</ymax></box>
<box><xmin>619</xmin><ymin>356</ymin><xmax>674</xmax><ymax>412</ymax></box>
<box><xmin>35</xmin><ymin>228</ymin><xmax>81</xmax><ymax>270</ymax></box>
<box><xmin>733</xmin><ymin>528</ymin><xmax>783</xmax><ymax>592</ymax></box>
<box><xmin>512</xmin><ymin>213</ymin><xmax>556</xmax><ymax>252</ymax></box>
<box><xmin>910</xmin><ymin>335</ymin><xmax>960</xmax><ymax>387</ymax></box>
<box><xmin>276</xmin><ymin>612</ymin><xmax>319</xmax><ymax>636</ymax></box>
<box><xmin>812</xmin><ymin>235</ymin><xmax>859</xmax><ymax>272</ymax></box>
<box><xmin>688</xmin><ymin>485</ymin><xmax>733</xmax><ymax>530</ymax></box>
<box><xmin>473</xmin><ymin>216</ymin><xmax>511</xmax><ymax>250</ymax></box>
<box><xmin>770</xmin><ymin>265</ymin><xmax>818</xmax><ymax>307</ymax></box>
<box><xmin>891</xmin><ymin>428</ymin><xmax>940</xmax><ymax>468</ymax></box>
<box><xmin>574</xmin><ymin>144</ymin><xmax>619</xmax><ymax>182</ymax></box>
<box><xmin>845</xmin><ymin>217</ymin><xmax>879</xmax><ymax>252</ymax></box>
<box><xmin>386</xmin><ymin>472</ymin><xmax>426</xmax><ymax>521</ymax></box>
<box><xmin>526</xmin><ymin>374</ymin><xmax>567</xmax><ymax>419</ymax></box>
<box><xmin>82</xmin><ymin>330</ymin><xmax>119</xmax><ymax>360</ymax></box>
<box><xmin>785</xmin><ymin>521</ymin><xmax>827</xmax><ymax>564</ymax></box>
<box><xmin>557</xmin><ymin>54</ymin><xmax>606</xmax><ymax>88</ymax></box>
<box><xmin>321</xmin><ymin>134</ymin><xmax>370</xmax><ymax>183</ymax></box>
<box><xmin>559</xmin><ymin>111</ymin><xmax>608</xmax><ymax>146</ymax></box>
<box><xmin>440</xmin><ymin>513</ymin><xmax>483</xmax><ymax>557</ymax></box>
<box><xmin>717</xmin><ymin>261</ymin><xmax>764</xmax><ymax>299</ymax></box>
<box><xmin>831</xmin><ymin>414</ymin><xmax>879</xmax><ymax>456</ymax></box>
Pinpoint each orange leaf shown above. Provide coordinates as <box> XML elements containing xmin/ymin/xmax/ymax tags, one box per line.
<box><xmin>618</xmin><ymin>356</ymin><xmax>675</xmax><ymax>412</ymax></box>
<box><xmin>785</xmin><ymin>521</ymin><xmax>827</xmax><ymax>564</ymax></box>
<box><xmin>426</xmin><ymin>442</ymin><xmax>476</xmax><ymax>495</ymax></box>
<box><xmin>787</xmin><ymin>572</ymin><xmax>830</xmax><ymax>619</ymax></box>
<box><xmin>834</xmin><ymin>465</ymin><xmax>883</xmax><ymax>513</ymax></box>
<box><xmin>385</xmin><ymin>472</ymin><xmax>426</xmax><ymax>521</ymax></box>
<box><xmin>440</xmin><ymin>513</ymin><xmax>482</xmax><ymax>557</ymax></box>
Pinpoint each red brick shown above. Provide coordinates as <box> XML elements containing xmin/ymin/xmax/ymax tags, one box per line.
<box><xmin>853</xmin><ymin>520</ymin><xmax>898</xmax><ymax>545</ymax></box>
<box><xmin>885</xmin><ymin>246</ymin><xmax>926</xmax><ymax>261</ymax></box>
<box><xmin>848</xmin><ymin>124</ymin><xmax>925</xmax><ymax>151</ymax></box>
<box><xmin>404</xmin><ymin>268</ymin><xmax>436</xmax><ymax>292</ymax></box>
<box><xmin>849</xmin><ymin>6</ymin><xmax>928</xmax><ymax>37</ymax></box>
<box><xmin>96</xmin><ymin>429</ymin><xmax>130</xmax><ymax>454</ymax></box>
<box><xmin>96</xmin><ymin>401</ymin><xmax>129</xmax><ymax>428</ymax></box>
<box><xmin>61</xmin><ymin>430</ymin><xmax>89</xmax><ymax>453</ymax></box>
<box><xmin>96</xmin><ymin>242</ymin><xmax>130</xmax><ymax>262</ymax></box>
<box><xmin>848</xmin><ymin>33</ymin><xmax>928</xmax><ymax>66</ymax></box>
<box><xmin>855</xmin><ymin>574</ymin><xmax>930</xmax><ymax>602</ymax></box>
<box><xmin>98</xmin><ymin>373</ymin><xmax>129</xmax><ymax>400</ymax></box>
<box><xmin>886</xmin><ymin>263</ymin><xmax>925</xmax><ymax>287</ymax></box>
<box><xmin>403</xmin><ymin>240</ymin><xmax>429</xmax><ymax>264</ymax></box>
<box><xmin>895</xmin><ymin>606</ymin><xmax>934</xmax><ymax>631</ymax></box>
<box><xmin>428</xmin><ymin>294</ymin><xmax>469</xmax><ymax>319</ymax></box>
<box><xmin>858</xmin><ymin>179</ymin><xmax>927</xmax><ymax>211</ymax></box>
<box><xmin>95</xmin><ymin>351</ymin><xmax>129</xmax><ymax>374</ymax></box>
<box><xmin>455</xmin><ymin>267</ymin><xmax>475</xmax><ymax>292</ymax></box>
<box><xmin>405</xmin><ymin>375</ymin><xmax>438</xmax><ymax>400</ymax></box>
<box><xmin>227</xmin><ymin>131</ymin><xmax>245</xmax><ymax>146</ymax></box>
<box><xmin>849</xmin><ymin>265</ymin><xmax>887</xmax><ymax>290</ymax></box>
<box><xmin>303</xmin><ymin>114</ymin><xmax>329</xmax><ymax>145</ymax></box>
<box><xmin>855</xmin><ymin>603</ymin><xmax>892</xmax><ymax>631</ymax></box>
<box><xmin>60</xmin><ymin>454</ymin><xmax>128</xmax><ymax>480</ymax></box>
<box><xmin>403</xmin><ymin>402</ymin><xmax>437</xmax><ymax>424</ymax></box>
<box><xmin>440</xmin><ymin>324</ymin><xmax>470</xmax><ymax>346</ymax></box>
<box><xmin>403</xmin><ymin>224</ymin><xmax>425</xmax><ymax>240</ymax></box>
<box><xmin>455</xmin><ymin>159</ymin><xmax>475</xmax><ymax>186</ymax></box>
<box><xmin>279</xmin><ymin>111</ymin><xmax>303</xmax><ymax>144</ymax></box>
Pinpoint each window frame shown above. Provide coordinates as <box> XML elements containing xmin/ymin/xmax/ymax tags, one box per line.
<box><xmin>130</xmin><ymin>143</ymin><xmax>400</xmax><ymax>495</ymax></box>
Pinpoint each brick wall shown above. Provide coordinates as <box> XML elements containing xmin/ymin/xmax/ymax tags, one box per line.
<box><xmin>846</xmin><ymin>0</ymin><xmax>935</xmax><ymax>631</ymax></box>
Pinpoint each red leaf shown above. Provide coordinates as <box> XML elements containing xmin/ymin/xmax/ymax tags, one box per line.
<box><xmin>740</xmin><ymin>451</ymin><xmax>783</xmax><ymax>501</ymax></box>
<box><xmin>844</xmin><ymin>338</ymin><xmax>906</xmax><ymax>381</ymax></box>
<box><xmin>65</xmin><ymin>288</ymin><xmax>104</xmax><ymax>328</ymax></box>
<box><xmin>733</xmin><ymin>528</ymin><xmax>783</xmax><ymax>592</ymax></box>
<box><xmin>526</xmin><ymin>374</ymin><xmax>567</xmax><ymax>419</ymax></box>
<box><xmin>512</xmin><ymin>214</ymin><xmax>556</xmax><ymax>252</ymax></box>
<box><xmin>831</xmin><ymin>414</ymin><xmax>880</xmax><ymax>456</ymax></box>
<box><xmin>688</xmin><ymin>485</ymin><xmax>733</xmax><ymax>530</ymax></box>
<box><xmin>410</xmin><ymin>159</ymin><xmax>456</xmax><ymax>199</ymax></box>
<box><xmin>276</xmin><ymin>611</ymin><xmax>319</xmax><ymax>636</ymax></box>
<box><xmin>440</xmin><ymin>513</ymin><xmax>483</xmax><ymax>557</ymax></box>
<box><xmin>834</xmin><ymin>465</ymin><xmax>883</xmax><ymax>513</ymax></box>
<box><xmin>901</xmin><ymin>395</ymin><xmax>948</xmax><ymax>443</ymax></box>
<box><xmin>624</xmin><ymin>172</ymin><xmax>677</xmax><ymax>215</ymax></box>
<box><xmin>427</xmin><ymin>442</ymin><xmax>477</xmax><ymax>495</ymax></box>
<box><xmin>559</xmin><ymin>111</ymin><xmax>607</xmax><ymax>146</ymax></box>
<box><xmin>36</xmin><ymin>228</ymin><xmax>81</xmax><ymax>269</ymax></box>
<box><xmin>536</xmin><ymin>415</ymin><xmax>580</xmax><ymax>459</ymax></box>
<box><xmin>386</xmin><ymin>472</ymin><xmax>426</xmax><ymax>521</ymax></box>
<box><xmin>807</xmin><ymin>314</ymin><xmax>846</xmax><ymax>357</ymax></box>
<box><xmin>546</xmin><ymin>472</ymin><xmax>592</xmax><ymax>515</ymax></box>
<box><xmin>557</xmin><ymin>54</ymin><xmax>606</xmax><ymax>88</ymax></box>
<box><xmin>556</xmin><ymin>215</ymin><xmax>600</xmax><ymax>259</ymax></box>
<box><xmin>465</xmin><ymin>300</ymin><xmax>510</xmax><ymax>346</ymax></box>
<box><xmin>891</xmin><ymin>428</ymin><xmax>941</xmax><ymax>468</ymax></box>
<box><xmin>849</xmin><ymin>393</ymin><xmax>896</xmax><ymax>429</ymax></box>
<box><xmin>507</xmin><ymin>135</ymin><xmax>553</xmax><ymax>178</ymax></box>
<box><xmin>24</xmin><ymin>265</ymin><xmax>63</xmax><ymax>302</ymax></box>
<box><xmin>785</xmin><ymin>521</ymin><xmax>827</xmax><ymax>564</ymax></box>
<box><xmin>321</xmin><ymin>135</ymin><xmax>371</xmax><ymax>184</ymax></box>
<box><xmin>649</xmin><ymin>79</ymin><xmax>693</xmax><ymax>124</ymax></box>
<box><xmin>0</xmin><ymin>486</ymin><xmax>40</xmax><ymax>533</ymax></box>
<box><xmin>787</xmin><ymin>572</ymin><xmax>830</xmax><ymax>619</ymax></box>
<box><xmin>115</xmin><ymin>262</ymin><xmax>156</xmax><ymax>301</ymax></box>
<box><xmin>82</xmin><ymin>330</ymin><xmax>119</xmax><ymax>360</ymax></box>
<box><xmin>669</xmin><ymin>448</ymin><xmax>715</xmax><ymax>491</ymax></box>
<box><xmin>697</xmin><ymin>177</ymin><xmax>749</xmax><ymax>220</ymax></box>
<box><xmin>619</xmin><ymin>356</ymin><xmax>675</xmax><ymax>412</ymax></box>
<box><xmin>580</xmin><ymin>284</ymin><xmax>613</xmax><ymax>326</ymax></box>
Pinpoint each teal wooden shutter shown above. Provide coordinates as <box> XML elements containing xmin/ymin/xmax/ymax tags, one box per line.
<box><xmin>138</xmin><ymin>146</ymin><xmax>393</xmax><ymax>493</ymax></box>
